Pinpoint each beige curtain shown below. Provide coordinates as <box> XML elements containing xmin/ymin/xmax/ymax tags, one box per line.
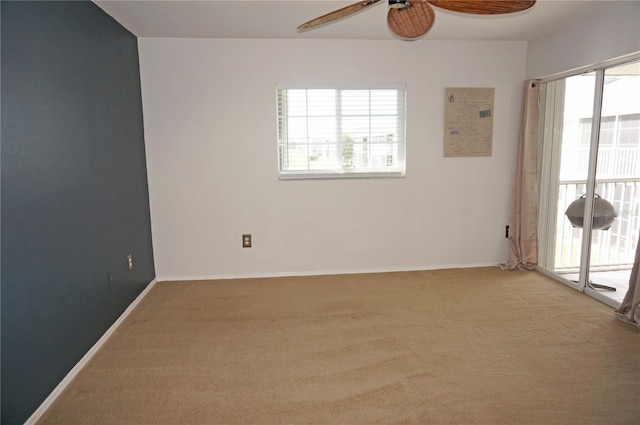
<box><xmin>615</xmin><ymin>230</ymin><xmax>640</xmax><ymax>328</ymax></box>
<box><xmin>500</xmin><ymin>80</ymin><xmax>541</xmax><ymax>271</ymax></box>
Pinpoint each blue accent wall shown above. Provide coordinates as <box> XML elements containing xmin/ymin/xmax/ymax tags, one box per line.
<box><xmin>1</xmin><ymin>2</ymin><xmax>155</xmax><ymax>423</ymax></box>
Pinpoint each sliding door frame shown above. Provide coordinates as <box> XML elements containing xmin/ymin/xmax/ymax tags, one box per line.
<box><xmin>536</xmin><ymin>52</ymin><xmax>640</xmax><ymax>306</ymax></box>
<box><xmin>575</xmin><ymin>69</ymin><xmax>605</xmax><ymax>292</ymax></box>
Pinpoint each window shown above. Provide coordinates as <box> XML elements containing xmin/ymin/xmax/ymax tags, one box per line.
<box><xmin>579</xmin><ymin>117</ymin><xmax>591</xmax><ymax>147</ymax></box>
<box><xmin>618</xmin><ymin>113</ymin><xmax>640</xmax><ymax>147</ymax></box>
<box><xmin>579</xmin><ymin>116</ymin><xmax>614</xmax><ymax>147</ymax></box>
<box><xmin>579</xmin><ymin>114</ymin><xmax>639</xmax><ymax>147</ymax></box>
<box><xmin>277</xmin><ymin>86</ymin><xmax>406</xmax><ymax>179</ymax></box>
<box><xmin>599</xmin><ymin>116</ymin><xmax>616</xmax><ymax>146</ymax></box>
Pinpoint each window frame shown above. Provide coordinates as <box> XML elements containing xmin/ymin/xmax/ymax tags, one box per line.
<box><xmin>276</xmin><ymin>84</ymin><xmax>407</xmax><ymax>180</ymax></box>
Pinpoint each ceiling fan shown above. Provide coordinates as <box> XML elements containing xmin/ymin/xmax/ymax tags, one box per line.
<box><xmin>298</xmin><ymin>0</ymin><xmax>537</xmax><ymax>40</ymax></box>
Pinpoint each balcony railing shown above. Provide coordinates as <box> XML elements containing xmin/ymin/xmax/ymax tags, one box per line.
<box><xmin>554</xmin><ymin>178</ymin><xmax>640</xmax><ymax>272</ymax></box>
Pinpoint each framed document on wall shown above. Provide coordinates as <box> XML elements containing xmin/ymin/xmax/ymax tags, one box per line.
<box><xmin>444</xmin><ymin>87</ymin><xmax>495</xmax><ymax>157</ymax></box>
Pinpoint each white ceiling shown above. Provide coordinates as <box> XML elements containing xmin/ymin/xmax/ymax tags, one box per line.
<box><xmin>94</xmin><ymin>0</ymin><xmax>624</xmax><ymax>41</ymax></box>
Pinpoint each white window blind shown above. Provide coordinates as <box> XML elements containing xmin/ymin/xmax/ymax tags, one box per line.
<box><xmin>277</xmin><ymin>86</ymin><xmax>406</xmax><ymax>179</ymax></box>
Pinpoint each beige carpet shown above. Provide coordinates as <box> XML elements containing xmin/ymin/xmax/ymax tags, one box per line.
<box><xmin>39</xmin><ymin>267</ymin><xmax>640</xmax><ymax>424</ymax></box>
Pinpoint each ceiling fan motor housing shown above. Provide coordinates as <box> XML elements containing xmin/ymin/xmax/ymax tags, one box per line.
<box><xmin>389</xmin><ymin>0</ymin><xmax>411</xmax><ymax>9</ymax></box>
<box><xmin>565</xmin><ymin>194</ymin><xmax>617</xmax><ymax>230</ymax></box>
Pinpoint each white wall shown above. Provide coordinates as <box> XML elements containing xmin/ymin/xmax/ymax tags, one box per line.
<box><xmin>139</xmin><ymin>39</ymin><xmax>527</xmax><ymax>280</ymax></box>
<box><xmin>526</xmin><ymin>1</ymin><xmax>640</xmax><ymax>79</ymax></box>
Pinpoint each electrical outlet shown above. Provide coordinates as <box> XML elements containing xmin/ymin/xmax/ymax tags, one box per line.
<box><xmin>127</xmin><ymin>254</ymin><xmax>133</xmax><ymax>271</ymax></box>
<box><xmin>242</xmin><ymin>234</ymin><xmax>252</xmax><ymax>248</ymax></box>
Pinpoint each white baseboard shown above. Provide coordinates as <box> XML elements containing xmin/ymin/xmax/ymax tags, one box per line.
<box><xmin>156</xmin><ymin>262</ymin><xmax>499</xmax><ymax>282</ymax></box>
<box><xmin>24</xmin><ymin>278</ymin><xmax>158</xmax><ymax>425</ymax></box>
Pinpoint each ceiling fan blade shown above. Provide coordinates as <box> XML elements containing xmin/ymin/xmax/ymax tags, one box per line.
<box><xmin>298</xmin><ymin>0</ymin><xmax>383</xmax><ymax>30</ymax></box>
<box><xmin>387</xmin><ymin>1</ymin><xmax>435</xmax><ymax>40</ymax></box>
<box><xmin>427</xmin><ymin>0</ymin><xmax>535</xmax><ymax>15</ymax></box>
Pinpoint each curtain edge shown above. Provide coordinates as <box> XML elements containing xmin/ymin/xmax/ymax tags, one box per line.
<box><xmin>497</xmin><ymin>262</ymin><xmax>537</xmax><ymax>271</ymax></box>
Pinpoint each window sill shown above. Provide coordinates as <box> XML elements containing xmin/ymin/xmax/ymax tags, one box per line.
<box><xmin>278</xmin><ymin>171</ymin><xmax>406</xmax><ymax>180</ymax></box>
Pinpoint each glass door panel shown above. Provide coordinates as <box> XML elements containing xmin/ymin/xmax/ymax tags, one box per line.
<box><xmin>542</xmin><ymin>73</ymin><xmax>596</xmax><ymax>287</ymax></box>
<box><xmin>587</xmin><ymin>61</ymin><xmax>640</xmax><ymax>304</ymax></box>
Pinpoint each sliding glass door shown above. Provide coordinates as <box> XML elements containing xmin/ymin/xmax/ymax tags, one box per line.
<box><xmin>538</xmin><ymin>74</ymin><xmax>595</xmax><ymax>291</ymax></box>
<box><xmin>586</xmin><ymin>62</ymin><xmax>640</xmax><ymax>304</ymax></box>
<box><xmin>539</xmin><ymin>60</ymin><xmax>640</xmax><ymax>307</ymax></box>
